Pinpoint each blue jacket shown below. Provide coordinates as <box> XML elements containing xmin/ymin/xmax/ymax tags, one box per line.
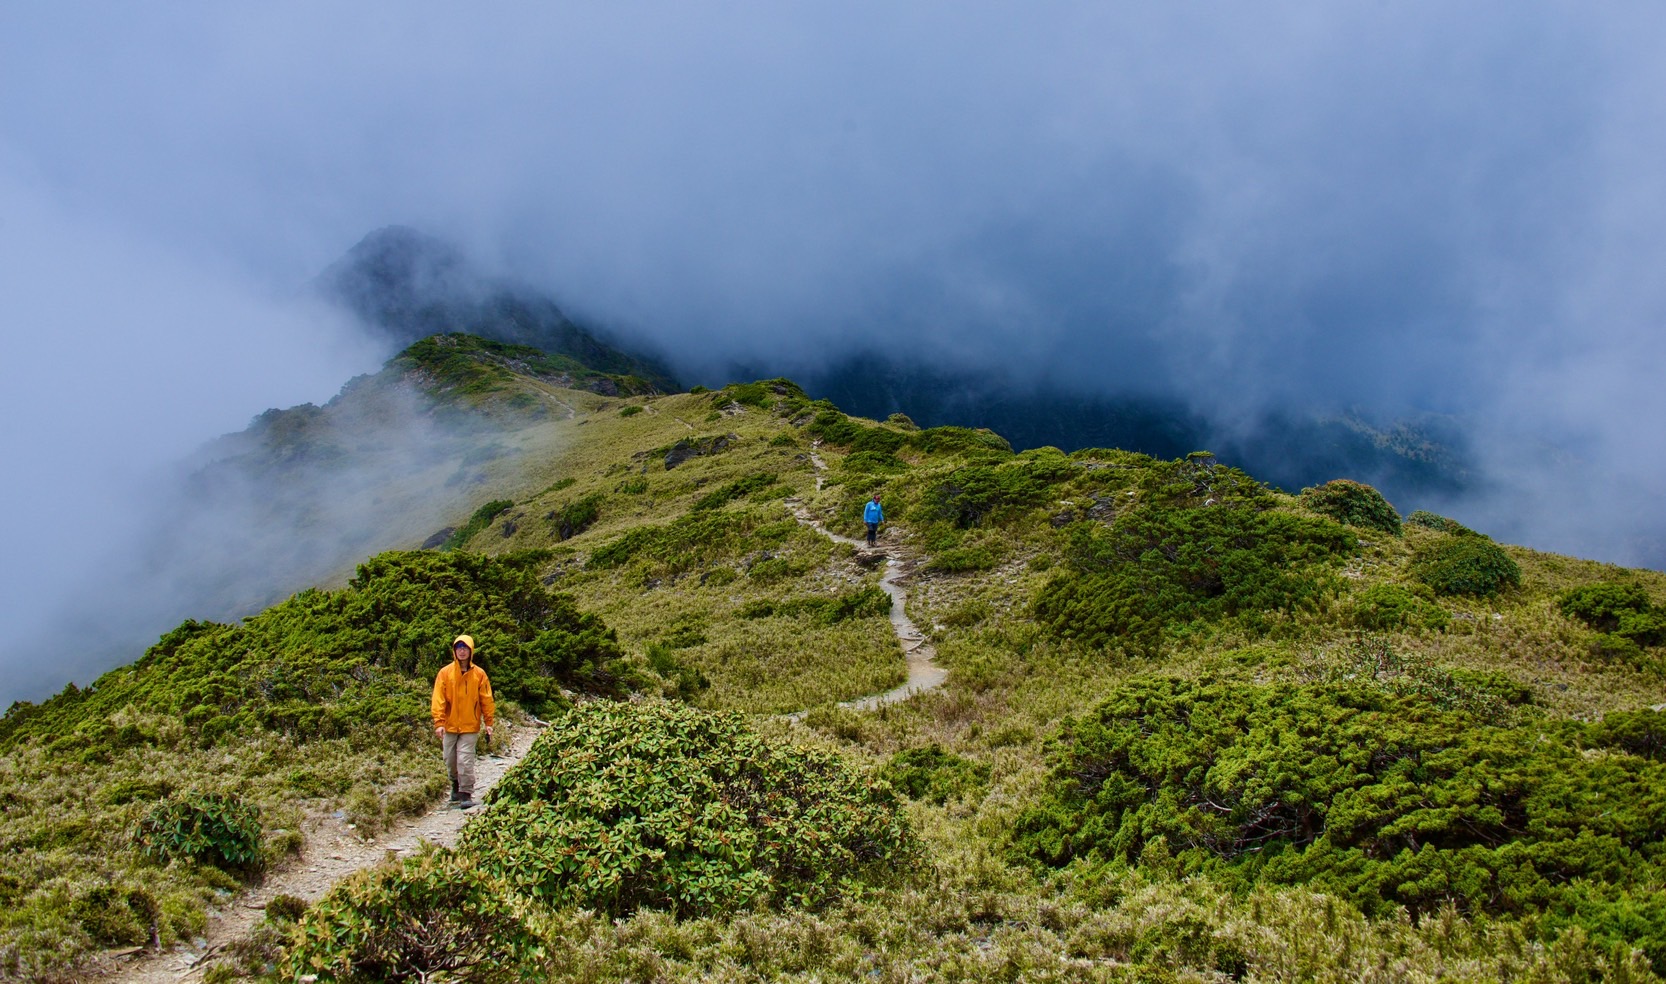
<box><xmin>864</xmin><ymin>499</ymin><xmax>884</xmax><ymax>523</ymax></box>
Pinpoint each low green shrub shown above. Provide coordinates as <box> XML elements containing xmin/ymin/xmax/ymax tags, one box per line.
<box><xmin>1011</xmin><ymin>675</ymin><xmax>1666</xmax><ymax>968</ymax></box>
<box><xmin>619</xmin><ymin>405</ymin><xmax>643</xmax><ymax>417</ymax></box>
<box><xmin>738</xmin><ymin>586</ymin><xmax>890</xmax><ymax>625</ymax></box>
<box><xmin>549</xmin><ymin>492</ymin><xmax>605</xmax><ymax>540</ymax></box>
<box><xmin>691</xmin><ymin>472</ymin><xmax>778</xmax><ymax>512</ymax></box>
<box><xmin>587</xmin><ymin>512</ymin><xmax>792</xmax><ymax>574</ymax></box>
<box><xmin>266</xmin><ymin>893</ymin><xmax>309</xmax><ymax>923</ymax></box>
<box><xmin>924</xmin><ymin>459</ymin><xmax>1072</xmax><ymax>528</ymax></box>
<box><xmin>442</xmin><ymin>499</ymin><xmax>515</xmax><ymax>550</ymax></box>
<box><xmin>1413</xmin><ymin>537</ymin><xmax>1521</xmax><ymax>597</ymax></box>
<box><xmin>1588</xmin><ymin>708</ymin><xmax>1666</xmax><ymax>762</ymax></box>
<box><xmin>461</xmin><ymin>701</ymin><xmax>919</xmax><ymax>917</ymax></box>
<box><xmin>879</xmin><ymin>745</ymin><xmax>992</xmax><ymax>804</ymax></box>
<box><xmin>133</xmin><ymin>792</ymin><xmax>263</xmax><ymax>873</ymax></box>
<box><xmin>71</xmin><ymin>884</ymin><xmax>159</xmax><ymax>946</ymax></box>
<box><xmin>841</xmin><ymin>451</ymin><xmax>906</xmax><ymax>475</ymax></box>
<box><xmin>644</xmin><ymin>643</ymin><xmax>710</xmax><ymax>698</ymax></box>
<box><xmin>926</xmin><ymin>545</ymin><xmax>1000</xmax><ymax>573</ymax></box>
<box><xmin>1561</xmin><ymin>583</ymin><xmax>1666</xmax><ymax>646</ymax></box>
<box><xmin>1348</xmin><ymin>583</ymin><xmax>1449</xmax><ymax>632</ymax></box>
<box><xmin>712</xmin><ymin>378</ymin><xmax>804</xmax><ymax>409</ymax></box>
<box><xmin>908</xmin><ymin>425</ymin><xmax>1013</xmax><ymax>457</ymax></box>
<box><xmin>1406</xmin><ymin>510</ymin><xmax>1480</xmax><ymax>537</ymax></box>
<box><xmin>1034</xmin><ymin>507</ymin><xmax>1352</xmax><ymax>653</ymax></box>
<box><xmin>282</xmin><ymin>847</ymin><xmax>546</xmax><ymax>983</ymax></box>
<box><xmin>1299</xmin><ymin>480</ymin><xmax>1402</xmax><ymax>535</ymax></box>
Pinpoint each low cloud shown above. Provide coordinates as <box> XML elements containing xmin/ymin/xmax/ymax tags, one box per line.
<box><xmin>5</xmin><ymin>3</ymin><xmax>1666</xmax><ymax>696</ymax></box>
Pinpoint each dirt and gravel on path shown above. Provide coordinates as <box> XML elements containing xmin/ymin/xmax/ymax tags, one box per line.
<box><xmin>96</xmin><ymin>443</ymin><xmax>936</xmax><ymax>981</ymax></box>
<box><xmin>93</xmin><ymin>723</ymin><xmax>539</xmax><ymax>983</ymax></box>
<box><xmin>783</xmin><ymin>445</ymin><xmax>947</xmax><ymax>715</ymax></box>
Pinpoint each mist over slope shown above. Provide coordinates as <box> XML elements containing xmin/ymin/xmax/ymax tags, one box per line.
<box><xmin>782</xmin><ymin>355</ymin><xmax>1475</xmax><ymax>503</ymax></box>
<box><xmin>8</xmin><ymin>369</ymin><xmax>1666</xmax><ymax>980</ymax></box>
<box><xmin>0</xmin><ymin>331</ymin><xmax>653</xmax><ymax>708</ymax></box>
<box><xmin>314</xmin><ymin>226</ymin><xmax>681</xmax><ymax>392</ymax></box>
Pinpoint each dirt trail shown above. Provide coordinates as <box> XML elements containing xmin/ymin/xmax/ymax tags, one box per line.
<box><xmin>529</xmin><ymin>381</ymin><xmax>578</xmax><ymax>419</ymax></box>
<box><xmin>97</xmin><ymin>445</ymin><xmax>936</xmax><ymax>980</ymax></box>
<box><xmin>96</xmin><ymin>725</ymin><xmax>539</xmax><ymax>983</ymax></box>
<box><xmin>783</xmin><ymin>448</ymin><xmax>946</xmax><ymax>716</ymax></box>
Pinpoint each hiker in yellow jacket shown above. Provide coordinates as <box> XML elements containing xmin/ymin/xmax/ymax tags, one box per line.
<box><xmin>432</xmin><ymin>634</ymin><xmax>495</xmax><ymax>809</ymax></box>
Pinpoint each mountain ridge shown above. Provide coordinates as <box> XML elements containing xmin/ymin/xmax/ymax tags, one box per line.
<box><xmin>7</xmin><ymin>343</ymin><xmax>1666</xmax><ymax>980</ymax></box>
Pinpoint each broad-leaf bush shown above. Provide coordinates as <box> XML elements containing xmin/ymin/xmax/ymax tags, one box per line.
<box><xmin>132</xmin><ymin>792</ymin><xmax>263</xmax><ymax>873</ymax></box>
<box><xmin>459</xmin><ymin>701</ymin><xmax>920</xmax><ymax>917</ymax></box>
<box><xmin>282</xmin><ymin>846</ymin><xmax>547</xmax><ymax>983</ymax></box>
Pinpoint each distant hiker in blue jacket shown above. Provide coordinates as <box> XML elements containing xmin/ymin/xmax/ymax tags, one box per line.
<box><xmin>863</xmin><ymin>493</ymin><xmax>884</xmax><ymax>547</ymax></box>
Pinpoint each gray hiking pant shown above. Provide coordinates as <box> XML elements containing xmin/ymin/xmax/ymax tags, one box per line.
<box><xmin>442</xmin><ymin>731</ymin><xmax>480</xmax><ymax>798</ymax></box>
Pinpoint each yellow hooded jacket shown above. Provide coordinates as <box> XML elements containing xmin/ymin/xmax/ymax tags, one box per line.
<box><xmin>431</xmin><ymin>661</ymin><xmax>495</xmax><ymax>734</ymax></box>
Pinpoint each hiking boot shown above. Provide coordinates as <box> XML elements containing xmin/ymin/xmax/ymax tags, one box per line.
<box><xmin>454</xmin><ymin>798</ymin><xmax>477</xmax><ymax>810</ymax></box>
<box><xmin>449</xmin><ymin>778</ymin><xmax>461</xmax><ymax>802</ymax></box>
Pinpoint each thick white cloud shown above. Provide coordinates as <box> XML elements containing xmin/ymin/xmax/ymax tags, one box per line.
<box><xmin>4</xmin><ymin>2</ymin><xmax>1666</xmax><ymax>696</ymax></box>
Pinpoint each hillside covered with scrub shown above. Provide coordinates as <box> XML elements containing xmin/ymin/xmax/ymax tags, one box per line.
<box><xmin>7</xmin><ymin>336</ymin><xmax>1666</xmax><ymax>981</ymax></box>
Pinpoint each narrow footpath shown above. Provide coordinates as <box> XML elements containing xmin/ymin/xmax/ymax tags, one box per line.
<box><xmin>782</xmin><ymin>447</ymin><xmax>947</xmax><ymax>715</ymax></box>
<box><xmin>98</xmin><ymin>726</ymin><xmax>538</xmax><ymax>983</ymax></box>
<box><xmin>100</xmin><ymin>445</ymin><xmax>943</xmax><ymax>981</ymax></box>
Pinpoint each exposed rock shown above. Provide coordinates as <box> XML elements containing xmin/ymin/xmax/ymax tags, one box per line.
<box><xmin>421</xmin><ymin>527</ymin><xmax>456</xmax><ymax>549</ymax></box>
<box><xmin>663</xmin><ymin>433</ymin><xmax>740</xmax><ymax>470</ymax></box>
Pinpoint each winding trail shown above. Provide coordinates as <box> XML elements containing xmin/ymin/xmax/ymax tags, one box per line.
<box><xmin>782</xmin><ymin>448</ymin><xmax>946</xmax><ymax>716</ymax></box>
<box><xmin>98</xmin><ymin>442</ymin><xmax>940</xmax><ymax>979</ymax></box>
<box><xmin>97</xmin><ymin>726</ymin><xmax>539</xmax><ymax>983</ymax></box>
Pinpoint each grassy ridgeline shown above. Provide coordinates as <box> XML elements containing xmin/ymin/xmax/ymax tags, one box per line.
<box><xmin>0</xmin><ymin>550</ymin><xmax>651</xmax><ymax>981</ymax></box>
<box><xmin>10</xmin><ymin>357</ymin><xmax>1666</xmax><ymax>981</ymax></box>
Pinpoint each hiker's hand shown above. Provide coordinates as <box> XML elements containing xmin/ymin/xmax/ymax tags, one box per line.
<box><xmin>435</xmin><ymin>726</ymin><xmax>445</xmax><ymax>739</ymax></box>
<box><xmin>483</xmin><ymin>727</ymin><xmax>493</xmax><ymax>740</ymax></box>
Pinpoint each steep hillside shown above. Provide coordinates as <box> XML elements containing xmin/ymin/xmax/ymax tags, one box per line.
<box><xmin>8</xmin><ymin>347</ymin><xmax>1666</xmax><ymax>982</ymax></box>
<box><xmin>7</xmin><ymin>332</ymin><xmax>666</xmax><ymax>708</ymax></box>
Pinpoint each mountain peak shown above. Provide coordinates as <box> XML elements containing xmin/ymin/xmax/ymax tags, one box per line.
<box><xmin>313</xmin><ymin>228</ymin><xmax>680</xmax><ymax>393</ymax></box>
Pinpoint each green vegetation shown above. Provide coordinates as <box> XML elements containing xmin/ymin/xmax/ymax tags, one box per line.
<box><xmin>13</xmin><ymin>355</ymin><xmax>1666</xmax><ymax>981</ymax></box>
<box><xmin>1562</xmin><ymin>582</ymin><xmax>1666</xmax><ymax>645</ymax></box>
<box><xmin>587</xmin><ymin>511</ymin><xmax>794</xmax><ymax>575</ymax></box>
<box><xmin>1407</xmin><ymin>509</ymin><xmax>1480</xmax><ymax>537</ymax></box>
<box><xmin>442</xmin><ymin>499</ymin><xmax>514</xmax><ymax>550</ymax></box>
<box><xmin>1348</xmin><ymin>582</ymin><xmax>1451</xmax><ymax>632</ymax></box>
<box><xmin>549</xmin><ymin>492</ymin><xmax>604</xmax><ymax>540</ymax></box>
<box><xmin>133</xmin><ymin>792</ymin><xmax>264</xmax><ymax>873</ymax></box>
<box><xmin>1011</xmin><ymin>670</ymin><xmax>1666</xmax><ymax>967</ymax></box>
<box><xmin>1414</xmin><ymin>534</ymin><xmax>1522</xmax><ymax>597</ymax></box>
<box><xmin>737</xmin><ymin>585</ymin><xmax>890</xmax><ymax>625</ymax></box>
<box><xmin>463</xmin><ymin>702</ymin><xmax>918</xmax><ymax>916</ymax></box>
<box><xmin>0</xmin><ymin>548</ymin><xmax>643</xmax><ymax>980</ymax></box>
<box><xmin>284</xmin><ymin>846</ymin><xmax>546</xmax><ymax>983</ymax></box>
<box><xmin>283</xmin><ymin>703</ymin><xmax>918</xmax><ymax>980</ymax></box>
<box><xmin>690</xmin><ymin>471</ymin><xmax>778</xmax><ymax>511</ymax></box>
<box><xmin>1299</xmin><ymin>478</ymin><xmax>1403</xmax><ymax>535</ymax></box>
<box><xmin>397</xmin><ymin>333</ymin><xmax>655</xmax><ymax>401</ymax></box>
<box><xmin>879</xmin><ymin>745</ymin><xmax>991</xmax><ymax>804</ymax></box>
<box><xmin>1034</xmin><ymin>506</ymin><xmax>1353</xmax><ymax>654</ymax></box>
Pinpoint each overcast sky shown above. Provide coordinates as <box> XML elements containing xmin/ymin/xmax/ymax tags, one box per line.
<box><xmin>4</xmin><ymin>3</ymin><xmax>1666</xmax><ymax>689</ymax></box>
